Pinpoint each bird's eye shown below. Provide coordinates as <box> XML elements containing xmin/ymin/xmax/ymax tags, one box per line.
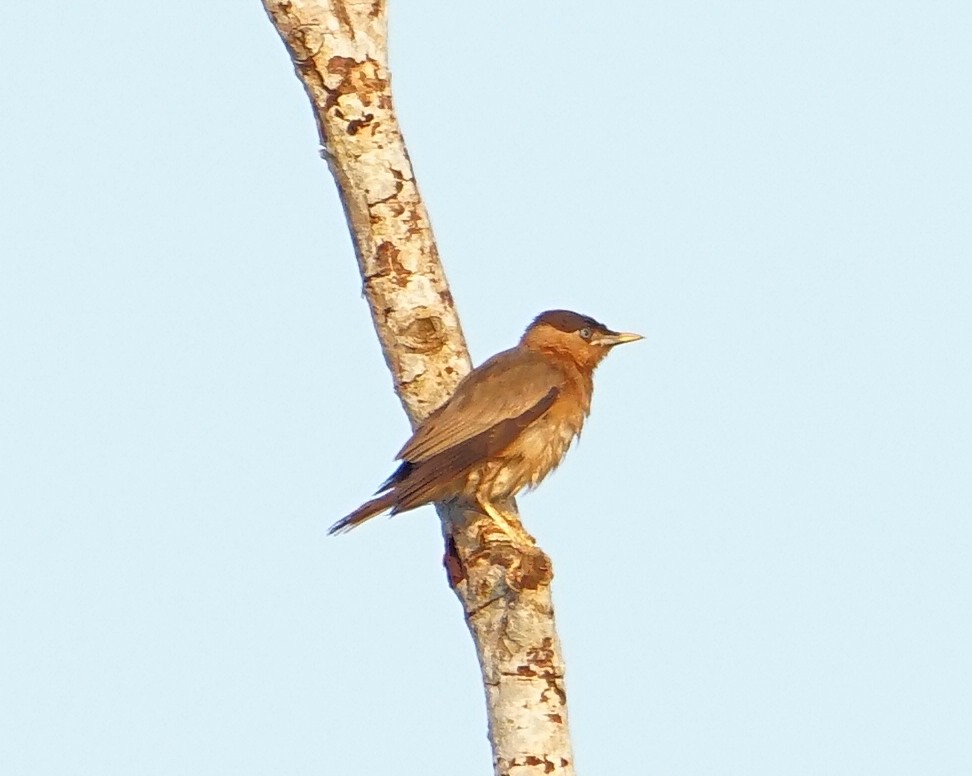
<box><xmin>578</xmin><ymin>327</ymin><xmax>593</xmax><ymax>340</ymax></box>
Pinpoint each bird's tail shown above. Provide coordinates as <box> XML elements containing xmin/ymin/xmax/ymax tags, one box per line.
<box><xmin>328</xmin><ymin>490</ymin><xmax>398</xmax><ymax>535</ymax></box>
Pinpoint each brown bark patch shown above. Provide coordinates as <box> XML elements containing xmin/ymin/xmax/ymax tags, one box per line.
<box><xmin>346</xmin><ymin>112</ymin><xmax>375</xmax><ymax>135</ymax></box>
<box><xmin>324</xmin><ymin>56</ymin><xmax>388</xmax><ymax>110</ymax></box>
<box><xmin>522</xmin><ymin>755</ymin><xmax>555</xmax><ymax>774</ymax></box>
<box><xmin>512</xmin><ymin>547</ymin><xmax>553</xmax><ymax>591</ymax></box>
<box><xmin>372</xmin><ymin>241</ymin><xmax>408</xmax><ymax>285</ymax></box>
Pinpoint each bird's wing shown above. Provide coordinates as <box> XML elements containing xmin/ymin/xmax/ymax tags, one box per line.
<box><xmin>397</xmin><ymin>348</ymin><xmax>565</xmax><ymax>463</ymax></box>
<box><xmin>390</xmin><ymin>386</ymin><xmax>559</xmax><ymax>512</ymax></box>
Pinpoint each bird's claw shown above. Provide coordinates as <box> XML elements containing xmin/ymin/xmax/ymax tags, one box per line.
<box><xmin>478</xmin><ymin>499</ymin><xmax>536</xmax><ymax>546</ymax></box>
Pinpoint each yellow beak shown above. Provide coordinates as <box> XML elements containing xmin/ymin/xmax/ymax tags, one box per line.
<box><xmin>595</xmin><ymin>331</ymin><xmax>644</xmax><ymax>347</ymax></box>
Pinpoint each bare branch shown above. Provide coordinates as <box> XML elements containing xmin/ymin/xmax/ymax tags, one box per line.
<box><xmin>262</xmin><ymin>2</ymin><xmax>576</xmax><ymax>773</ymax></box>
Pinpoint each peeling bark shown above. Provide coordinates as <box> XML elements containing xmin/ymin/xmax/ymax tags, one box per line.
<box><xmin>262</xmin><ymin>2</ymin><xmax>575</xmax><ymax>773</ymax></box>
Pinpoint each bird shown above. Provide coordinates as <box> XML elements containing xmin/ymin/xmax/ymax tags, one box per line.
<box><xmin>329</xmin><ymin>310</ymin><xmax>643</xmax><ymax>536</ymax></box>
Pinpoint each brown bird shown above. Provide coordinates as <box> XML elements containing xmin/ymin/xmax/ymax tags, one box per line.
<box><xmin>329</xmin><ymin>310</ymin><xmax>643</xmax><ymax>536</ymax></box>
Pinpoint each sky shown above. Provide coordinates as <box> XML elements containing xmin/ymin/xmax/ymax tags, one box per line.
<box><xmin>1</xmin><ymin>1</ymin><xmax>970</xmax><ymax>774</ymax></box>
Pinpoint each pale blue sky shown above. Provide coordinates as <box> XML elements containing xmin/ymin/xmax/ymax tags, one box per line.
<box><xmin>2</xmin><ymin>2</ymin><xmax>970</xmax><ymax>774</ymax></box>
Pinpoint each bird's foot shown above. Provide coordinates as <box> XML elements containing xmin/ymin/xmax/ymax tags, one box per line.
<box><xmin>478</xmin><ymin>499</ymin><xmax>535</xmax><ymax>546</ymax></box>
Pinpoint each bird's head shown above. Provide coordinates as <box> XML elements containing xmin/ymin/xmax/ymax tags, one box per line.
<box><xmin>520</xmin><ymin>309</ymin><xmax>643</xmax><ymax>370</ymax></box>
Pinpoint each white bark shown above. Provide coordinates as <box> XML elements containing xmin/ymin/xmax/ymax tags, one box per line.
<box><xmin>262</xmin><ymin>3</ymin><xmax>575</xmax><ymax>773</ymax></box>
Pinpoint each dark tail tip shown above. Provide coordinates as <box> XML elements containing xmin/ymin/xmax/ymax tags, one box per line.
<box><xmin>328</xmin><ymin>491</ymin><xmax>397</xmax><ymax>536</ymax></box>
<box><xmin>327</xmin><ymin>516</ymin><xmax>357</xmax><ymax>536</ymax></box>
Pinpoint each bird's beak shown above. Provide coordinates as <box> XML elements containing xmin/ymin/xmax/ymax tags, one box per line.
<box><xmin>594</xmin><ymin>331</ymin><xmax>644</xmax><ymax>347</ymax></box>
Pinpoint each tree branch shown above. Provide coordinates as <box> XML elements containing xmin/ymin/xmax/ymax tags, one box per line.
<box><xmin>262</xmin><ymin>2</ymin><xmax>575</xmax><ymax>773</ymax></box>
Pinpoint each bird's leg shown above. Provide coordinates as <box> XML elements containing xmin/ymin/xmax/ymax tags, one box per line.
<box><xmin>477</xmin><ymin>497</ymin><xmax>535</xmax><ymax>545</ymax></box>
<box><xmin>479</xmin><ymin>498</ymin><xmax>518</xmax><ymax>537</ymax></box>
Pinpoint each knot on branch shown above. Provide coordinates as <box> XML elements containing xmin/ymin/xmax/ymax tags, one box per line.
<box><xmin>443</xmin><ymin>508</ymin><xmax>554</xmax><ymax>603</ymax></box>
<box><xmin>398</xmin><ymin>315</ymin><xmax>446</xmax><ymax>354</ymax></box>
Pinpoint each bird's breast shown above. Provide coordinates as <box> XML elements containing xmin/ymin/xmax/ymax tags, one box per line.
<box><xmin>471</xmin><ymin>393</ymin><xmax>589</xmax><ymax>502</ymax></box>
